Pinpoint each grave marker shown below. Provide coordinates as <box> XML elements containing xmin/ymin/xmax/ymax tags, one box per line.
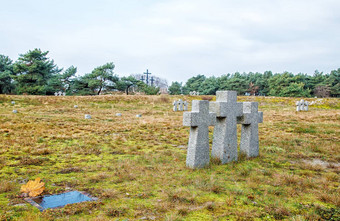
<box><xmin>173</xmin><ymin>100</ymin><xmax>178</xmax><ymax>111</ymax></box>
<box><xmin>237</xmin><ymin>102</ymin><xmax>263</xmax><ymax>157</ymax></box>
<box><xmin>184</xmin><ymin>101</ymin><xmax>188</xmax><ymax>111</ymax></box>
<box><xmin>210</xmin><ymin>91</ymin><xmax>243</xmax><ymax>163</ymax></box>
<box><xmin>183</xmin><ymin>100</ymin><xmax>216</xmax><ymax>168</ymax></box>
<box><xmin>304</xmin><ymin>101</ymin><xmax>309</xmax><ymax>111</ymax></box>
<box><xmin>178</xmin><ymin>99</ymin><xmax>184</xmax><ymax>111</ymax></box>
<box><xmin>296</xmin><ymin>101</ymin><xmax>300</xmax><ymax>111</ymax></box>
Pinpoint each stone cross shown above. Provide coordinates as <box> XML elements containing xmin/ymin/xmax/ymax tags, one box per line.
<box><xmin>173</xmin><ymin>100</ymin><xmax>178</xmax><ymax>111</ymax></box>
<box><xmin>304</xmin><ymin>101</ymin><xmax>309</xmax><ymax>111</ymax></box>
<box><xmin>296</xmin><ymin>101</ymin><xmax>300</xmax><ymax>111</ymax></box>
<box><xmin>299</xmin><ymin>99</ymin><xmax>304</xmax><ymax>111</ymax></box>
<box><xmin>237</xmin><ymin>102</ymin><xmax>263</xmax><ymax>157</ymax></box>
<box><xmin>210</xmin><ymin>91</ymin><xmax>243</xmax><ymax>163</ymax></box>
<box><xmin>178</xmin><ymin>99</ymin><xmax>184</xmax><ymax>111</ymax></box>
<box><xmin>183</xmin><ymin>100</ymin><xmax>216</xmax><ymax>168</ymax></box>
<box><xmin>184</xmin><ymin>101</ymin><xmax>188</xmax><ymax>111</ymax></box>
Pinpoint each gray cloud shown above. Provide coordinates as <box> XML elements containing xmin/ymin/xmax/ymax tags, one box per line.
<box><xmin>1</xmin><ymin>0</ymin><xmax>340</xmax><ymax>83</ymax></box>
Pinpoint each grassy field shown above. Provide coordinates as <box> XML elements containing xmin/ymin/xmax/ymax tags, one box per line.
<box><xmin>0</xmin><ymin>95</ymin><xmax>339</xmax><ymax>220</ymax></box>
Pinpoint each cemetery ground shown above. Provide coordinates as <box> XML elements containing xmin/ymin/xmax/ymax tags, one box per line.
<box><xmin>0</xmin><ymin>95</ymin><xmax>339</xmax><ymax>221</ymax></box>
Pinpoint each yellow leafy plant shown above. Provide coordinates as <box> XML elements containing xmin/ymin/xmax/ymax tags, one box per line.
<box><xmin>20</xmin><ymin>178</ymin><xmax>45</xmax><ymax>197</ymax></box>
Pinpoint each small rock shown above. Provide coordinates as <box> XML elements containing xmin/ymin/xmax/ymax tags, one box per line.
<box><xmin>74</xmin><ymin>105</ymin><xmax>78</xmax><ymax>108</ymax></box>
<box><xmin>116</xmin><ymin>113</ymin><xmax>122</xmax><ymax>117</ymax></box>
<box><xmin>136</xmin><ymin>114</ymin><xmax>142</xmax><ymax>118</ymax></box>
<box><xmin>13</xmin><ymin>203</ymin><xmax>26</xmax><ymax>207</ymax></box>
<box><xmin>12</xmin><ymin>110</ymin><xmax>18</xmax><ymax>114</ymax></box>
<box><xmin>85</xmin><ymin>114</ymin><xmax>91</xmax><ymax>119</ymax></box>
<box><xmin>11</xmin><ymin>101</ymin><xmax>15</xmax><ymax>104</ymax></box>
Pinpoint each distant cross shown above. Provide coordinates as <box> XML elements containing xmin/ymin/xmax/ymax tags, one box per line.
<box><xmin>296</xmin><ymin>101</ymin><xmax>301</xmax><ymax>111</ymax></box>
<box><xmin>183</xmin><ymin>100</ymin><xmax>216</xmax><ymax>168</ymax></box>
<box><xmin>304</xmin><ymin>101</ymin><xmax>309</xmax><ymax>111</ymax></box>
<box><xmin>140</xmin><ymin>75</ymin><xmax>145</xmax><ymax>83</ymax></box>
<box><xmin>173</xmin><ymin>100</ymin><xmax>178</xmax><ymax>111</ymax></box>
<box><xmin>184</xmin><ymin>101</ymin><xmax>188</xmax><ymax>111</ymax></box>
<box><xmin>299</xmin><ymin>99</ymin><xmax>304</xmax><ymax>111</ymax></box>
<box><xmin>150</xmin><ymin>76</ymin><xmax>155</xmax><ymax>86</ymax></box>
<box><xmin>237</xmin><ymin>102</ymin><xmax>263</xmax><ymax>157</ymax></box>
<box><xmin>143</xmin><ymin>69</ymin><xmax>152</xmax><ymax>85</ymax></box>
<box><xmin>178</xmin><ymin>99</ymin><xmax>184</xmax><ymax>111</ymax></box>
<box><xmin>210</xmin><ymin>91</ymin><xmax>243</xmax><ymax>163</ymax></box>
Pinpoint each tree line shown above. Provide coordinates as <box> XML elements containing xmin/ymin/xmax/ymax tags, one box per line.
<box><xmin>0</xmin><ymin>49</ymin><xmax>166</xmax><ymax>95</ymax></box>
<box><xmin>168</xmin><ymin>69</ymin><xmax>339</xmax><ymax>97</ymax></box>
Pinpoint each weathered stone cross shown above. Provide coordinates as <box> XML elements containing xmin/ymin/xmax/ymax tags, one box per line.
<box><xmin>183</xmin><ymin>100</ymin><xmax>216</xmax><ymax>168</ymax></box>
<box><xmin>173</xmin><ymin>100</ymin><xmax>178</xmax><ymax>111</ymax></box>
<box><xmin>210</xmin><ymin>91</ymin><xmax>243</xmax><ymax>163</ymax></box>
<box><xmin>237</xmin><ymin>102</ymin><xmax>263</xmax><ymax>157</ymax></box>
<box><xmin>178</xmin><ymin>99</ymin><xmax>184</xmax><ymax>111</ymax></box>
<box><xmin>183</xmin><ymin>101</ymin><xmax>188</xmax><ymax>111</ymax></box>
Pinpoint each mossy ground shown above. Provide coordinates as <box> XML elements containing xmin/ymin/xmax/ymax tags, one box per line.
<box><xmin>0</xmin><ymin>95</ymin><xmax>339</xmax><ymax>220</ymax></box>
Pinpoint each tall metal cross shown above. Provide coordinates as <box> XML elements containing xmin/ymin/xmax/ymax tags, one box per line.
<box><xmin>143</xmin><ymin>69</ymin><xmax>152</xmax><ymax>85</ymax></box>
<box><xmin>140</xmin><ymin>75</ymin><xmax>145</xmax><ymax>83</ymax></box>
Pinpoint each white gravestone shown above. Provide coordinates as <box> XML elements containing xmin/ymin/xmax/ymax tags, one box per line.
<box><xmin>54</xmin><ymin>92</ymin><xmax>58</xmax><ymax>96</ymax></box>
<box><xmin>62</xmin><ymin>92</ymin><xmax>66</xmax><ymax>96</ymax></box>
<box><xmin>178</xmin><ymin>99</ymin><xmax>184</xmax><ymax>111</ymax></box>
<box><xmin>183</xmin><ymin>100</ymin><xmax>216</xmax><ymax>168</ymax></box>
<box><xmin>296</xmin><ymin>101</ymin><xmax>300</xmax><ymax>111</ymax></box>
<box><xmin>299</xmin><ymin>99</ymin><xmax>304</xmax><ymax>111</ymax></box>
<box><xmin>173</xmin><ymin>100</ymin><xmax>178</xmax><ymax>111</ymax></box>
<box><xmin>184</xmin><ymin>101</ymin><xmax>188</xmax><ymax>111</ymax></box>
<box><xmin>237</xmin><ymin>102</ymin><xmax>263</xmax><ymax>157</ymax></box>
<box><xmin>210</xmin><ymin>91</ymin><xmax>243</xmax><ymax>163</ymax></box>
<box><xmin>304</xmin><ymin>101</ymin><xmax>309</xmax><ymax>111</ymax></box>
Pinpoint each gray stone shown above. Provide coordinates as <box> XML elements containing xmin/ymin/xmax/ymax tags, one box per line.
<box><xmin>74</xmin><ymin>105</ymin><xmax>78</xmax><ymax>108</ymax></box>
<box><xmin>178</xmin><ymin>99</ymin><xmax>184</xmax><ymax>111</ymax></box>
<box><xmin>116</xmin><ymin>113</ymin><xmax>122</xmax><ymax>116</ymax></box>
<box><xmin>173</xmin><ymin>100</ymin><xmax>178</xmax><ymax>111</ymax></box>
<box><xmin>11</xmin><ymin>101</ymin><xmax>15</xmax><ymax>104</ymax></box>
<box><xmin>184</xmin><ymin>101</ymin><xmax>188</xmax><ymax>111</ymax></box>
<box><xmin>85</xmin><ymin>114</ymin><xmax>91</xmax><ymax>119</ymax></box>
<box><xmin>296</xmin><ymin>101</ymin><xmax>300</xmax><ymax>111</ymax></box>
<box><xmin>210</xmin><ymin>91</ymin><xmax>243</xmax><ymax>163</ymax></box>
<box><xmin>237</xmin><ymin>102</ymin><xmax>263</xmax><ymax>157</ymax></box>
<box><xmin>299</xmin><ymin>99</ymin><xmax>304</xmax><ymax>111</ymax></box>
<box><xmin>304</xmin><ymin>101</ymin><xmax>309</xmax><ymax>111</ymax></box>
<box><xmin>12</xmin><ymin>110</ymin><xmax>18</xmax><ymax>114</ymax></box>
<box><xmin>183</xmin><ymin>100</ymin><xmax>216</xmax><ymax>168</ymax></box>
<box><xmin>136</xmin><ymin>114</ymin><xmax>142</xmax><ymax>118</ymax></box>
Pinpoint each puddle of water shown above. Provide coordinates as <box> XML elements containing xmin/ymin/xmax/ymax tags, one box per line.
<box><xmin>26</xmin><ymin>191</ymin><xmax>96</xmax><ymax>211</ymax></box>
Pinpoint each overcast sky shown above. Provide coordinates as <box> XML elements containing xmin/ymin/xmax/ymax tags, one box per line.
<box><xmin>1</xmin><ymin>0</ymin><xmax>340</xmax><ymax>83</ymax></box>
